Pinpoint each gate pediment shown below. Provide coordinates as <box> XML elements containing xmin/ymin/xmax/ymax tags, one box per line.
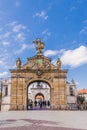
<box><xmin>21</xmin><ymin>55</ymin><xmax>57</xmax><ymax>70</ymax></box>
<box><xmin>10</xmin><ymin>42</ymin><xmax>68</xmax><ymax>80</ymax></box>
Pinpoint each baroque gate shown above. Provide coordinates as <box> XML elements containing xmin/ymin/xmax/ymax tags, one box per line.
<box><xmin>10</xmin><ymin>39</ymin><xmax>68</xmax><ymax>110</ymax></box>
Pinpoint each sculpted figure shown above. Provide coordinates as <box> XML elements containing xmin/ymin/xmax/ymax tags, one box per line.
<box><xmin>33</xmin><ymin>38</ymin><xmax>44</xmax><ymax>54</ymax></box>
<box><xmin>57</xmin><ymin>58</ymin><xmax>62</xmax><ymax>69</ymax></box>
<box><xmin>16</xmin><ymin>57</ymin><xmax>21</xmax><ymax>69</ymax></box>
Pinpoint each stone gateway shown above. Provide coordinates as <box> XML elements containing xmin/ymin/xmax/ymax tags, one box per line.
<box><xmin>10</xmin><ymin>39</ymin><xmax>68</xmax><ymax>110</ymax></box>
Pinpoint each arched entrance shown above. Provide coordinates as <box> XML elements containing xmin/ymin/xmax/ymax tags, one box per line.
<box><xmin>10</xmin><ymin>39</ymin><xmax>68</xmax><ymax>111</ymax></box>
<box><xmin>35</xmin><ymin>93</ymin><xmax>44</xmax><ymax>101</ymax></box>
<box><xmin>27</xmin><ymin>80</ymin><xmax>51</xmax><ymax>110</ymax></box>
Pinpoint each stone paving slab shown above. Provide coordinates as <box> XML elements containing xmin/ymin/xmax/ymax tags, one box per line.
<box><xmin>0</xmin><ymin>111</ymin><xmax>87</xmax><ymax>130</ymax></box>
<box><xmin>0</xmin><ymin>126</ymin><xmax>85</xmax><ymax>130</ymax></box>
<box><xmin>0</xmin><ymin>119</ymin><xmax>85</xmax><ymax>130</ymax></box>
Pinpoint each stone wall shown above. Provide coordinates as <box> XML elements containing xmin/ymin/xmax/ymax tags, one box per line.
<box><xmin>10</xmin><ymin>68</ymin><xmax>67</xmax><ymax>110</ymax></box>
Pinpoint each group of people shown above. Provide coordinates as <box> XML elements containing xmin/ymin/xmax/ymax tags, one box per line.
<box><xmin>28</xmin><ymin>99</ymin><xmax>50</xmax><ymax>110</ymax></box>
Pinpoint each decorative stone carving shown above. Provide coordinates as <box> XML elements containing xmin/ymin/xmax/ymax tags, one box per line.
<box><xmin>16</xmin><ymin>58</ymin><xmax>21</xmax><ymax>69</ymax></box>
<box><xmin>36</xmin><ymin>69</ymin><xmax>43</xmax><ymax>77</ymax></box>
<box><xmin>57</xmin><ymin>58</ymin><xmax>62</xmax><ymax>69</ymax></box>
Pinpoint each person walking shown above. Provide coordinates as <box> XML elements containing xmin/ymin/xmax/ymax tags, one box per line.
<box><xmin>39</xmin><ymin>100</ymin><xmax>42</xmax><ymax>109</ymax></box>
<box><xmin>47</xmin><ymin>100</ymin><xmax>50</xmax><ymax>107</ymax></box>
<box><xmin>34</xmin><ymin>100</ymin><xmax>37</xmax><ymax>107</ymax></box>
<box><xmin>30</xmin><ymin>100</ymin><xmax>33</xmax><ymax>110</ymax></box>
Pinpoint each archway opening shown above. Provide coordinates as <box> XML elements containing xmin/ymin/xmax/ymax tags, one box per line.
<box><xmin>27</xmin><ymin>80</ymin><xmax>51</xmax><ymax>110</ymax></box>
<box><xmin>35</xmin><ymin>93</ymin><xmax>44</xmax><ymax>101</ymax></box>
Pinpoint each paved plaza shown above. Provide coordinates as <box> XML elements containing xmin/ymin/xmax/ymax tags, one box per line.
<box><xmin>0</xmin><ymin>110</ymin><xmax>87</xmax><ymax>130</ymax></box>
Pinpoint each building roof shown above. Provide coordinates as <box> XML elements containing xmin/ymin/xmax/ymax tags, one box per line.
<box><xmin>78</xmin><ymin>89</ymin><xmax>87</xmax><ymax>94</ymax></box>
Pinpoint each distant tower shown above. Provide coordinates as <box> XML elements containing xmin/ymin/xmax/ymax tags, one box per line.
<box><xmin>71</xmin><ymin>79</ymin><xmax>77</xmax><ymax>96</ymax></box>
<box><xmin>71</xmin><ymin>79</ymin><xmax>76</xmax><ymax>86</ymax></box>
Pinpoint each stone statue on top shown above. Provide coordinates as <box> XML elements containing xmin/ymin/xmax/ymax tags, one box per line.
<box><xmin>33</xmin><ymin>38</ymin><xmax>44</xmax><ymax>55</ymax></box>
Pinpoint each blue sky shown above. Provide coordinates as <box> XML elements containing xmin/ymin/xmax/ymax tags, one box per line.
<box><xmin>0</xmin><ymin>0</ymin><xmax>87</xmax><ymax>90</ymax></box>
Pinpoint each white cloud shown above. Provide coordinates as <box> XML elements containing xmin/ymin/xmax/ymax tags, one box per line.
<box><xmin>4</xmin><ymin>32</ymin><xmax>10</xmax><ymax>38</ymax></box>
<box><xmin>59</xmin><ymin>49</ymin><xmax>65</xmax><ymax>54</ymax></box>
<box><xmin>0</xmin><ymin>21</ymin><xmax>31</xmax><ymax>77</ymax></box>
<box><xmin>12</xmin><ymin>64</ymin><xmax>16</xmax><ymax>69</ymax></box>
<box><xmin>44</xmin><ymin>50</ymin><xmax>58</xmax><ymax>56</ymax></box>
<box><xmin>72</xmin><ymin>40</ymin><xmax>77</xmax><ymax>44</ymax></box>
<box><xmin>0</xmin><ymin>21</ymin><xmax>29</xmax><ymax>45</ymax></box>
<box><xmin>12</xmin><ymin>24</ymin><xmax>26</xmax><ymax>32</ymax></box>
<box><xmin>15</xmin><ymin>44</ymin><xmax>34</xmax><ymax>54</ymax></box>
<box><xmin>5</xmin><ymin>22</ymin><xmax>28</xmax><ymax>43</ymax></box>
<box><xmin>14</xmin><ymin>33</ymin><xmax>25</xmax><ymax>42</ymax></box>
<box><xmin>70</xmin><ymin>6</ymin><xmax>77</xmax><ymax>11</ymax></box>
<box><xmin>51</xmin><ymin>58</ymin><xmax>57</xmax><ymax>66</ymax></box>
<box><xmin>16</xmin><ymin>1</ymin><xmax>20</xmax><ymax>7</ymax></box>
<box><xmin>83</xmin><ymin>19</ymin><xmax>87</xmax><ymax>23</ymax></box>
<box><xmin>0</xmin><ymin>56</ymin><xmax>8</xmax><ymax>68</ymax></box>
<box><xmin>61</xmin><ymin>45</ymin><xmax>87</xmax><ymax>67</ymax></box>
<box><xmin>2</xmin><ymin>41</ymin><xmax>10</xmax><ymax>46</ymax></box>
<box><xmin>42</xmin><ymin>29</ymin><xmax>51</xmax><ymax>36</ymax></box>
<box><xmin>7</xmin><ymin>21</ymin><xmax>17</xmax><ymax>26</ymax></box>
<box><xmin>0</xmin><ymin>72</ymin><xmax>8</xmax><ymax>77</ymax></box>
<box><xmin>79</xmin><ymin>26</ymin><xmax>87</xmax><ymax>34</ymax></box>
<box><xmin>0</xmin><ymin>60</ymin><xmax>3</xmax><ymax>65</ymax></box>
<box><xmin>76</xmin><ymin>82</ymin><xmax>79</xmax><ymax>85</ymax></box>
<box><xmin>33</xmin><ymin>11</ymin><xmax>48</xmax><ymax>20</ymax></box>
<box><xmin>0</xmin><ymin>32</ymin><xmax>10</xmax><ymax>40</ymax></box>
<box><xmin>79</xmin><ymin>29</ymin><xmax>85</xmax><ymax>34</ymax></box>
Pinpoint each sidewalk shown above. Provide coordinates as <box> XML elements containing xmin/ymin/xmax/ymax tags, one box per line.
<box><xmin>0</xmin><ymin>110</ymin><xmax>87</xmax><ymax>130</ymax></box>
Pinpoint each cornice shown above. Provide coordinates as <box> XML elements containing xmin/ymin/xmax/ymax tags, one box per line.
<box><xmin>10</xmin><ymin>68</ymin><xmax>68</xmax><ymax>73</ymax></box>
